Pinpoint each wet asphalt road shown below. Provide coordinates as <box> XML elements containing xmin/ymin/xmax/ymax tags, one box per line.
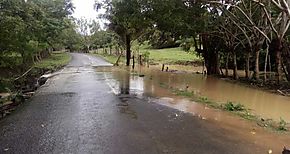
<box><xmin>0</xmin><ymin>53</ymin><xmax>266</xmax><ymax>154</ymax></box>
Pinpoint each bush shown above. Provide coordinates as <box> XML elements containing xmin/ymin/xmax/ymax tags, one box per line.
<box><xmin>223</xmin><ymin>102</ymin><xmax>245</xmax><ymax>111</ymax></box>
<box><xmin>278</xmin><ymin>118</ymin><xmax>288</xmax><ymax>131</ymax></box>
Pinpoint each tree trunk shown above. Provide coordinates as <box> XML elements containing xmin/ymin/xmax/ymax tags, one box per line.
<box><xmin>204</xmin><ymin>52</ymin><xmax>220</xmax><ymax>75</ymax></box>
<box><xmin>254</xmin><ymin>49</ymin><xmax>260</xmax><ymax>80</ymax></box>
<box><xmin>276</xmin><ymin>49</ymin><xmax>283</xmax><ymax>83</ymax></box>
<box><xmin>282</xmin><ymin>44</ymin><xmax>290</xmax><ymax>81</ymax></box>
<box><xmin>233</xmin><ymin>52</ymin><xmax>239</xmax><ymax>80</ymax></box>
<box><xmin>282</xmin><ymin>61</ymin><xmax>289</xmax><ymax>81</ymax></box>
<box><xmin>225</xmin><ymin>52</ymin><xmax>229</xmax><ymax>77</ymax></box>
<box><xmin>276</xmin><ymin>51</ymin><xmax>282</xmax><ymax>83</ymax></box>
<box><xmin>125</xmin><ymin>34</ymin><xmax>131</xmax><ymax>66</ymax></box>
<box><xmin>285</xmin><ymin>63</ymin><xmax>290</xmax><ymax>82</ymax></box>
<box><xmin>116</xmin><ymin>46</ymin><xmax>119</xmax><ymax>55</ymax></box>
<box><xmin>201</xmin><ymin>34</ymin><xmax>220</xmax><ymax>75</ymax></box>
<box><xmin>245</xmin><ymin>51</ymin><xmax>250</xmax><ymax>79</ymax></box>
<box><xmin>264</xmin><ymin>44</ymin><xmax>269</xmax><ymax>80</ymax></box>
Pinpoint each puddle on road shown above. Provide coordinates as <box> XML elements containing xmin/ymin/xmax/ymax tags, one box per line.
<box><xmin>96</xmin><ymin>66</ymin><xmax>290</xmax><ymax>122</ymax></box>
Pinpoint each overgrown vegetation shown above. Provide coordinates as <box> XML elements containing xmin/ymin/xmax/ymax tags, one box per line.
<box><xmin>0</xmin><ymin>52</ymin><xmax>70</xmax><ymax>93</ymax></box>
<box><xmin>278</xmin><ymin>118</ymin><xmax>288</xmax><ymax>131</ymax></box>
<box><xmin>222</xmin><ymin>102</ymin><xmax>245</xmax><ymax>112</ymax></box>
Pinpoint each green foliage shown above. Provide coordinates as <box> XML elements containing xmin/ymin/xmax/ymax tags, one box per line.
<box><xmin>176</xmin><ymin>38</ymin><xmax>195</xmax><ymax>52</ymax></box>
<box><xmin>34</xmin><ymin>52</ymin><xmax>71</xmax><ymax>70</ymax></box>
<box><xmin>223</xmin><ymin>102</ymin><xmax>245</xmax><ymax>111</ymax></box>
<box><xmin>75</xmin><ymin>18</ymin><xmax>101</xmax><ymax>52</ymax></box>
<box><xmin>92</xmin><ymin>31</ymin><xmax>119</xmax><ymax>49</ymax></box>
<box><xmin>175</xmin><ymin>90</ymin><xmax>194</xmax><ymax>97</ymax></box>
<box><xmin>0</xmin><ymin>79</ymin><xmax>13</xmax><ymax>93</ymax></box>
<box><xmin>0</xmin><ymin>0</ymin><xmax>74</xmax><ymax>67</ymax></box>
<box><xmin>278</xmin><ymin>118</ymin><xmax>288</xmax><ymax>131</ymax></box>
<box><xmin>238</xmin><ymin>111</ymin><xmax>257</xmax><ymax>121</ymax></box>
<box><xmin>142</xmin><ymin>51</ymin><xmax>150</xmax><ymax>63</ymax></box>
<box><xmin>198</xmin><ymin>96</ymin><xmax>209</xmax><ymax>103</ymax></box>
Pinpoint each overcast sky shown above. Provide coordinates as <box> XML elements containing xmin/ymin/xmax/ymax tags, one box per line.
<box><xmin>72</xmin><ymin>0</ymin><xmax>107</xmax><ymax>29</ymax></box>
<box><xmin>72</xmin><ymin>0</ymin><xmax>98</xmax><ymax>20</ymax></box>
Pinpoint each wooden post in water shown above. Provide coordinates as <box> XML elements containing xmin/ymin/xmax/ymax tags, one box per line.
<box><xmin>269</xmin><ymin>55</ymin><xmax>272</xmax><ymax>79</ymax></box>
<box><xmin>202</xmin><ymin>60</ymin><xmax>205</xmax><ymax>75</ymax></box>
<box><xmin>166</xmin><ymin>67</ymin><xmax>169</xmax><ymax>72</ymax></box>
<box><xmin>132</xmin><ymin>55</ymin><xmax>135</xmax><ymax>70</ymax></box>
<box><xmin>162</xmin><ymin>64</ymin><xmax>165</xmax><ymax>71</ymax></box>
<box><xmin>147</xmin><ymin>58</ymin><xmax>150</xmax><ymax>68</ymax></box>
<box><xmin>139</xmin><ymin>55</ymin><xmax>143</xmax><ymax>66</ymax></box>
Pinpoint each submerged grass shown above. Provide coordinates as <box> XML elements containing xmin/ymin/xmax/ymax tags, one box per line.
<box><xmin>158</xmin><ymin>82</ymin><xmax>289</xmax><ymax>133</ymax></box>
<box><xmin>222</xmin><ymin>101</ymin><xmax>245</xmax><ymax>112</ymax></box>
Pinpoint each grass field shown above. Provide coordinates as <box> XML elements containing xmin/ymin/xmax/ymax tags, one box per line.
<box><xmin>92</xmin><ymin>53</ymin><xmax>125</xmax><ymax>65</ymax></box>
<box><xmin>139</xmin><ymin>47</ymin><xmax>200</xmax><ymax>64</ymax></box>
<box><xmin>93</xmin><ymin>46</ymin><xmax>201</xmax><ymax>65</ymax></box>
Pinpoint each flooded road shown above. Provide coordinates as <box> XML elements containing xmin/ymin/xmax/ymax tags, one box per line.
<box><xmin>0</xmin><ymin>53</ymin><xmax>289</xmax><ymax>154</ymax></box>
<box><xmin>99</xmin><ymin>66</ymin><xmax>290</xmax><ymax>122</ymax></box>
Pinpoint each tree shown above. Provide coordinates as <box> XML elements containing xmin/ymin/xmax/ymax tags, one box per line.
<box><xmin>97</xmin><ymin>0</ymin><xmax>151</xmax><ymax>66</ymax></box>
<box><xmin>76</xmin><ymin>18</ymin><xmax>100</xmax><ymax>52</ymax></box>
<box><xmin>0</xmin><ymin>0</ymin><xmax>74</xmax><ymax>67</ymax></box>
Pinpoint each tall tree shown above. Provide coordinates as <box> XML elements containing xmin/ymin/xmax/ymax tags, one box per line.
<box><xmin>97</xmin><ymin>0</ymin><xmax>150</xmax><ymax>66</ymax></box>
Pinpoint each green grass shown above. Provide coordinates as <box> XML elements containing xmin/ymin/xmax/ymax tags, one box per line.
<box><xmin>222</xmin><ymin>101</ymin><xmax>246</xmax><ymax>111</ymax></box>
<box><xmin>139</xmin><ymin>47</ymin><xmax>200</xmax><ymax>64</ymax></box>
<box><xmin>91</xmin><ymin>45</ymin><xmax>201</xmax><ymax>65</ymax></box>
<box><xmin>92</xmin><ymin>53</ymin><xmax>125</xmax><ymax>65</ymax></box>
<box><xmin>34</xmin><ymin>52</ymin><xmax>71</xmax><ymax>70</ymax></box>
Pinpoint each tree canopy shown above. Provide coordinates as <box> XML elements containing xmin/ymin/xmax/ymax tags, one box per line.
<box><xmin>0</xmin><ymin>0</ymin><xmax>75</xmax><ymax>67</ymax></box>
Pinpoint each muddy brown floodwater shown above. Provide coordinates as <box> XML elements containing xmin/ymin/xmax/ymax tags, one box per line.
<box><xmin>95</xmin><ymin>65</ymin><xmax>290</xmax><ymax>153</ymax></box>
<box><xmin>97</xmin><ymin>65</ymin><xmax>290</xmax><ymax>122</ymax></box>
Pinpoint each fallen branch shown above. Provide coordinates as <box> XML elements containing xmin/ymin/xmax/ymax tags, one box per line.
<box><xmin>14</xmin><ymin>67</ymin><xmax>34</xmax><ymax>81</ymax></box>
<box><xmin>114</xmin><ymin>51</ymin><xmax>124</xmax><ymax>66</ymax></box>
<box><xmin>277</xmin><ymin>89</ymin><xmax>287</xmax><ymax>96</ymax></box>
